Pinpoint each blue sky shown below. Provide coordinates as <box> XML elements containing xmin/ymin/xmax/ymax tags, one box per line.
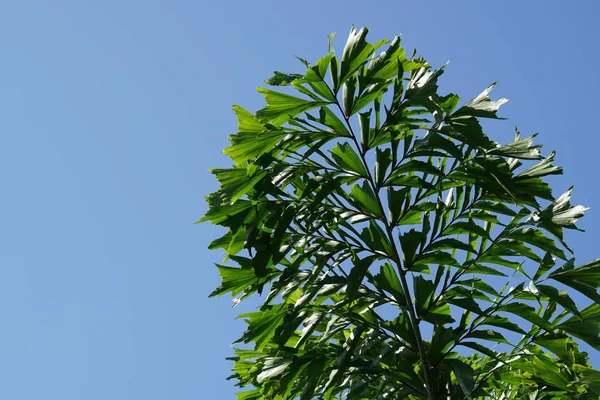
<box><xmin>0</xmin><ymin>1</ymin><xmax>599</xmax><ymax>398</ymax></box>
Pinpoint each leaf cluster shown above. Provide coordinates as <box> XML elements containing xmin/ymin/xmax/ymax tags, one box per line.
<box><xmin>202</xmin><ymin>27</ymin><xmax>600</xmax><ymax>399</ymax></box>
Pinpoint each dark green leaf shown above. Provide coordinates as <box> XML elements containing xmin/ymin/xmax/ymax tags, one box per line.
<box><xmin>429</xmin><ymin>238</ymin><xmax>477</xmax><ymax>254</ymax></box>
<box><xmin>444</xmin><ymin>358</ymin><xmax>474</xmax><ymax>399</ymax></box>
<box><xmin>533</xmin><ymin>252</ymin><xmax>556</xmax><ymax>281</ymax></box>
<box><xmin>349</xmin><ymin>181</ymin><xmax>382</xmax><ymax>216</ymax></box>
<box><xmin>442</xmin><ymin>221</ymin><xmax>490</xmax><ymax>239</ymax></box>
<box><xmin>506</xmin><ymin>227</ymin><xmax>567</xmax><ymax>260</ymax></box>
<box><xmin>466</xmin><ymin>329</ymin><xmax>509</xmax><ymax>344</ymax></box>
<box><xmin>266</xmin><ymin>71</ymin><xmax>304</xmax><ymax>86</ymax></box>
<box><xmin>516</xmin><ymin>151</ymin><xmax>562</xmax><ymax>179</ymax></box>
<box><xmin>374</xmin><ymin>147</ymin><xmax>391</xmax><ymax>186</ymax></box>
<box><xmin>373</xmin><ymin>263</ymin><xmax>406</xmax><ymax>305</ymax></box>
<box><xmin>360</xmin><ymin>221</ymin><xmax>393</xmax><ymax>256</ymax></box>
<box><xmin>489</xmin><ymin>134</ymin><xmax>542</xmax><ymax>160</ymax></box>
<box><xmin>399</xmin><ymin>229</ymin><xmax>422</xmax><ymax>265</ymax></box>
<box><xmin>414</xmin><ymin>275</ymin><xmax>435</xmax><ymax>316</ymax></box>
<box><xmin>347</xmin><ymin>255</ymin><xmax>377</xmax><ymax>300</ymax></box>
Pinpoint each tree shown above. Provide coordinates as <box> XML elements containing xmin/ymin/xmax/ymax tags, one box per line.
<box><xmin>201</xmin><ymin>26</ymin><xmax>600</xmax><ymax>399</ymax></box>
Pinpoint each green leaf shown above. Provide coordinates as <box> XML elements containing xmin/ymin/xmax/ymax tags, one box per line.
<box><xmin>210</xmin><ymin>168</ymin><xmax>267</xmax><ymax>203</ymax></box>
<box><xmin>387</xmin><ymin>187</ymin><xmax>409</xmax><ymax>223</ymax></box>
<box><xmin>265</xmin><ymin>71</ymin><xmax>304</xmax><ymax>86</ymax></box>
<box><xmin>453</xmin><ymin>82</ymin><xmax>508</xmax><ymax>119</ymax></box>
<box><xmin>549</xmin><ymin>258</ymin><xmax>600</xmax><ymax>303</ymax></box>
<box><xmin>444</xmin><ymin>359</ymin><xmax>474</xmax><ymax>399</ymax></box>
<box><xmin>460</xmin><ymin>341</ymin><xmax>500</xmax><ymax>359</ymax></box>
<box><xmin>232</xmin><ymin>105</ymin><xmax>265</xmax><ymax>133</ymax></box>
<box><xmin>373</xmin><ymin>263</ymin><xmax>405</xmax><ymax>305</ymax></box>
<box><xmin>533</xmin><ymin>336</ymin><xmax>575</xmax><ymax>363</ymax></box>
<box><xmin>347</xmin><ymin>255</ymin><xmax>377</xmax><ymax>300</ymax></box>
<box><xmin>200</xmin><ymin>198</ymin><xmax>253</xmax><ymax>225</ymax></box>
<box><xmin>236</xmin><ymin>305</ymin><xmax>287</xmax><ymax>350</ymax></box>
<box><xmin>383</xmin><ymin>174</ymin><xmax>432</xmax><ymax>189</ymax></box>
<box><xmin>537</xmin><ymin>186</ymin><xmax>589</xmax><ymax>230</ymax></box>
<box><xmin>358</xmin><ymin>110</ymin><xmax>371</xmax><ymax>150</ymax></box>
<box><xmin>446</xmin><ymin>296</ymin><xmax>483</xmax><ymax>315</ymax></box>
<box><xmin>413</xmin><ymin>132</ymin><xmax>464</xmax><ymax>159</ymax></box>
<box><xmin>364</xmin><ymin>36</ymin><xmax>404</xmax><ymax>81</ymax></box>
<box><xmin>530</xmin><ymin>355</ymin><xmax>571</xmax><ymax>391</ymax></box>
<box><xmin>360</xmin><ymin>221</ymin><xmax>393</xmax><ymax>257</ymax></box>
<box><xmin>479</xmin><ymin>255</ymin><xmax>522</xmax><ymax>270</ymax></box>
<box><xmin>557</xmin><ymin>319</ymin><xmax>600</xmax><ymax>351</ymax></box>
<box><xmin>224</xmin><ymin>129</ymin><xmax>286</xmax><ymax>164</ymax></box>
<box><xmin>352</xmin><ymin>81</ymin><xmax>390</xmax><ymax>114</ymax></box>
<box><xmin>300</xmin><ymin>358</ymin><xmax>326</xmax><ymax>400</ymax></box>
<box><xmin>414</xmin><ymin>275</ymin><xmax>435</xmax><ymax>316</ymax></box>
<box><xmin>323</xmin><ymin>327</ymin><xmax>364</xmax><ymax>395</ymax></box>
<box><xmin>374</xmin><ymin>147</ymin><xmax>392</xmax><ymax>186</ymax></box>
<box><xmin>494</xmin><ymin>239</ymin><xmax>541</xmax><ymax>262</ymax></box>
<box><xmin>551</xmin><ymin>258</ymin><xmax>600</xmax><ymax>284</ymax></box>
<box><xmin>573</xmin><ymin>364</ymin><xmax>600</xmax><ymax>395</ymax></box>
<box><xmin>442</xmin><ymin>221</ymin><xmax>490</xmax><ymax>239</ymax></box>
<box><xmin>404</xmin><ymin>66</ymin><xmax>444</xmax><ymax>104</ymax></box>
<box><xmin>237</xmin><ymin>389</ymin><xmax>261</xmax><ymax>400</ymax></box>
<box><xmin>342</xmin><ymin>74</ymin><xmax>356</xmax><ymax>116</ymax></box>
<box><xmin>443</xmin><ymin>117</ymin><xmax>494</xmax><ymax>150</ymax></box>
<box><xmin>414</xmin><ymin>251</ymin><xmax>460</xmax><ymax>269</ymax></box>
<box><xmin>423</xmin><ymin>303</ymin><xmax>455</xmax><ymax>325</ymax></box>
<box><xmin>533</xmin><ymin>252</ymin><xmax>557</xmax><ymax>281</ymax></box>
<box><xmin>256</xmin><ymin>87</ymin><xmax>327</xmax><ymax>125</ymax></box>
<box><xmin>480</xmin><ymin>315</ymin><xmax>526</xmax><ymax>335</ymax></box>
<box><xmin>489</xmin><ymin>133</ymin><xmax>542</xmax><ymax>160</ymax></box>
<box><xmin>429</xmin><ymin>325</ymin><xmax>456</xmax><ymax>362</ymax></box>
<box><xmin>507</xmin><ymin>228</ymin><xmax>566</xmax><ymax>260</ymax></box>
<box><xmin>457</xmin><ymin>278</ymin><xmax>499</xmax><ymax>296</ymax></box>
<box><xmin>429</xmin><ymin>238</ymin><xmax>477</xmax><ymax>254</ymax></box>
<box><xmin>536</xmin><ymin>284</ymin><xmax>581</xmax><ymax>318</ymax></box>
<box><xmin>516</xmin><ymin>150</ymin><xmax>562</xmax><ymax>178</ymax></box>
<box><xmin>330</xmin><ymin>142</ymin><xmax>368</xmax><ymax>176</ymax></box>
<box><xmin>399</xmin><ymin>229</ymin><xmax>422</xmax><ymax>265</ymax></box>
<box><xmin>339</xmin><ymin>26</ymin><xmax>379</xmax><ymax>85</ymax></box>
<box><xmin>257</xmin><ymin>357</ymin><xmax>292</xmax><ymax>382</ymax></box>
<box><xmin>349</xmin><ymin>181</ymin><xmax>382</xmax><ymax>217</ymax></box>
<box><xmin>306</xmin><ymin>107</ymin><xmax>351</xmax><ymax>137</ymax></box>
<box><xmin>472</xmin><ymin>200</ymin><xmax>517</xmax><ymax>216</ymax></box>
<box><xmin>210</xmin><ymin>265</ymin><xmax>260</xmax><ymax>298</ymax></box>
<box><xmin>463</xmin><ymin>263</ymin><xmax>508</xmax><ymax>276</ymax></box>
<box><xmin>389</xmin><ymin>159</ymin><xmax>444</xmax><ymax>178</ymax></box>
<box><xmin>553</xmin><ymin>277</ymin><xmax>600</xmax><ymax>304</ymax></box>
<box><xmin>499</xmin><ymin>302</ymin><xmax>554</xmax><ymax>332</ymax></box>
<box><xmin>466</xmin><ymin>329</ymin><xmax>509</xmax><ymax>344</ymax></box>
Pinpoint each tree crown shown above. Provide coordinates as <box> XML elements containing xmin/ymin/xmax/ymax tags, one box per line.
<box><xmin>202</xmin><ymin>26</ymin><xmax>600</xmax><ymax>399</ymax></box>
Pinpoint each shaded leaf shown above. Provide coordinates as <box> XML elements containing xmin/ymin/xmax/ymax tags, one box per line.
<box><xmin>444</xmin><ymin>358</ymin><xmax>474</xmax><ymax>399</ymax></box>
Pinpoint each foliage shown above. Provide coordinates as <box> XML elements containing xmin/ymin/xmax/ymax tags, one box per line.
<box><xmin>201</xmin><ymin>26</ymin><xmax>600</xmax><ymax>399</ymax></box>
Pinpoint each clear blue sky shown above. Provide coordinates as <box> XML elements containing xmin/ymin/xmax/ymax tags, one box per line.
<box><xmin>1</xmin><ymin>1</ymin><xmax>599</xmax><ymax>398</ymax></box>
